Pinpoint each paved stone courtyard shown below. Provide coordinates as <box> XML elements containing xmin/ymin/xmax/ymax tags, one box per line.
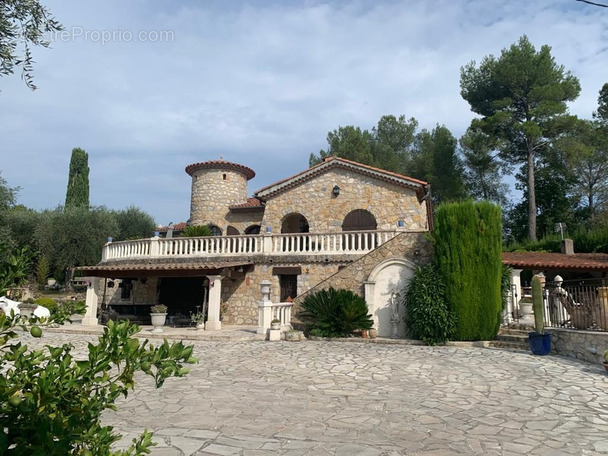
<box><xmin>20</xmin><ymin>330</ymin><xmax>608</xmax><ymax>455</ymax></box>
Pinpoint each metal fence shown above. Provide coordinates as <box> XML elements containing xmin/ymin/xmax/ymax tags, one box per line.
<box><xmin>544</xmin><ymin>278</ymin><xmax>608</xmax><ymax>332</ymax></box>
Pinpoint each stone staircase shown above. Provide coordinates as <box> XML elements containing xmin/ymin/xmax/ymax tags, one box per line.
<box><xmin>489</xmin><ymin>327</ymin><xmax>531</xmax><ymax>351</ymax></box>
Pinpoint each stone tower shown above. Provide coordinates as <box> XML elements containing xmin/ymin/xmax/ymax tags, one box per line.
<box><xmin>185</xmin><ymin>160</ymin><xmax>256</xmax><ymax>230</ymax></box>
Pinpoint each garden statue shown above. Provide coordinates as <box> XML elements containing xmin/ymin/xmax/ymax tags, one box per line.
<box><xmin>389</xmin><ymin>289</ymin><xmax>400</xmax><ymax>338</ymax></box>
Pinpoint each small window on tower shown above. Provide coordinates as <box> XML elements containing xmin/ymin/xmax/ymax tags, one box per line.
<box><xmin>222</xmin><ymin>174</ymin><xmax>227</xmax><ymax>180</ymax></box>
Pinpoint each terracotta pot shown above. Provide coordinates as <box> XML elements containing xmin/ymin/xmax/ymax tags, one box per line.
<box><xmin>362</xmin><ymin>330</ymin><xmax>369</xmax><ymax>339</ymax></box>
<box><xmin>369</xmin><ymin>329</ymin><xmax>377</xmax><ymax>339</ymax></box>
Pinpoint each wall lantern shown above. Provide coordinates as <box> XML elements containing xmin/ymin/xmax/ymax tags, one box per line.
<box><xmin>332</xmin><ymin>185</ymin><xmax>341</xmax><ymax>197</ymax></box>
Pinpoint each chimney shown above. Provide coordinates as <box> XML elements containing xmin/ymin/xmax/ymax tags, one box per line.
<box><xmin>561</xmin><ymin>238</ymin><xmax>574</xmax><ymax>255</ymax></box>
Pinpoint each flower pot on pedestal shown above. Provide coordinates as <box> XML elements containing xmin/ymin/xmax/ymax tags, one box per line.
<box><xmin>151</xmin><ymin>313</ymin><xmax>167</xmax><ymax>333</ymax></box>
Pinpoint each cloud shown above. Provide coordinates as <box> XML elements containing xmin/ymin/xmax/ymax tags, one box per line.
<box><xmin>1</xmin><ymin>0</ymin><xmax>607</xmax><ymax>224</ymax></box>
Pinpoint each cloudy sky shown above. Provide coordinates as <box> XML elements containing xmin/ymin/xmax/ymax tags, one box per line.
<box><xmin>1</xmin><ymin>0</ymin><xmax>607</xmax><ymax>226</ymax></box>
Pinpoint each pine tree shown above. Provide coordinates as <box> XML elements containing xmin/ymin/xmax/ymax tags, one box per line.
<box><xmin>64</xmin><ymin>147</ymin><xmax>90</xmax><ymax>209</ymax></box>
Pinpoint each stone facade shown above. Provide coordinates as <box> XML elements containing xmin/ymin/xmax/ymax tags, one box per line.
<box><xmin>189</xmin><ymin>168</ymin><xmax>249</xmax><ymax>230</ymax></box>
<box><xmin>97</xmin><ymin>278</ymin><xmax>159</xmax><ymax>307</ymax></box>
<box><xmin>547</xmin><ymin>327</ymin><xmax>608</xmax><ymax>365</ymax></box>
<box><xmin>261</xmin><ymin>168</ymin><xmax>428</xmax><ymax>232</ymax></box>
<box><xmin>292</xmin><ymin>232</ymin><xmax>432</xmax><ymax>314</ymax></box>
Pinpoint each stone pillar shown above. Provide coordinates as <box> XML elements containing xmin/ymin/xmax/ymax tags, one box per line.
<box><xmin>150</xmin><ymin>234</ymin><xmax>160</xmax><ymax>258</ymax></box>
<box><xmin>205</xmin><ymin>275</ymin><xmax>222</xmax><ymax>331</ymax></box>
<box><xmin>82</xmin><ymin>277</ymin><xmax>100</xmax><ymax>326</ymax></box>
<box><xmin>257</xmin><ymin>280</ymin><xmax>273</xmax><ymax>334</ymax></box>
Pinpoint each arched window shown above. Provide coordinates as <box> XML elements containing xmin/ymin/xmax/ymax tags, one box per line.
<box><xmin>342</xmin><ymin>209</ymin><xmax>378</xmax><ymax>251</ymax></box>
<box><xmin>342</xmin><ymin>209</ymin><xmax>377</xmax><ymax>231</ymax></box>
<box><xmin>208</xmin><ymin>225</ymin><xmax>222</xmax><ymax>236</ymax></box>
<box><xmin>226</xmin><ymin>226</ymin><xmax>239</xmax><ymax>235</ymax></box>
<box><xmin>245</xmin><ymin>225</ymin><xmax>261</xmax><ymax>235</ymax></box>
<box><xmin>281</xmin><ymin>213</ymin><xmax>309</xmax><ymax>234</ymax></box>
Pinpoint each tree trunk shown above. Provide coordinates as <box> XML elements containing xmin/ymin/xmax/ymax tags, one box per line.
<box><xmin>527</xmin><ymin>147</ymin><xmax>537</xmax><ymax>241</ymax></box>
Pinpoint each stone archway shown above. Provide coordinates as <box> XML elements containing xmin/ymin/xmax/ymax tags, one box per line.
<box><xmin>281</xmin><ymin>213</ymin><xmax>309</xmax><ymax>233</ymax></box>
<box><xmin>364</xmin><ymin>258</ymin><xmax>416</xmax><ymax>338</ymax></box>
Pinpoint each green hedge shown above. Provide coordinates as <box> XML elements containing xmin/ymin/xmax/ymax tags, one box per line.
<box><xmin>434</xmin><ymin>201</ymin><xmax>502</xmax><ymax>341</ymax></box>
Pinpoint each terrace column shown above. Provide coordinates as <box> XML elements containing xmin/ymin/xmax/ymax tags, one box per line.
<box><xmin>205</xmin><ymin>275</ymin><xmax>222</xmax><ymax>331</ymax></box>
<box><xmin>508</xmin><ymin>269</ymin><xmax>523</xmax><ymax>323</ymax></box>
<box><xmin>82</xmin><ymin>277</ymin><xmax>100</xmax><ymax>326</ymax></box>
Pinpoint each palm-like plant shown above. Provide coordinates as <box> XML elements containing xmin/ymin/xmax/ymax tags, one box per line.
<box><xmin>181</xmin><ymin>225</ymin><xmax>213</xmax><ymax>237</ymax></box>
<box><xmin>298</xmin><ymin>288</ymin><xmax>373</xmax><ymax>337</ymax></box>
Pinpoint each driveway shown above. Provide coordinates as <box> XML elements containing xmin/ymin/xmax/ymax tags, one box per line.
<box><xmin>19</xmin><ymin>331</ymin><xmax>608</xmax><ymax>455</ymax></box>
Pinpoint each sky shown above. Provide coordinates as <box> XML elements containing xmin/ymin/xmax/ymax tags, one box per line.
<box><xmin>1</xmin><ymin>0</ymin><xmax>607</xmax><ymax>226</ymax></box>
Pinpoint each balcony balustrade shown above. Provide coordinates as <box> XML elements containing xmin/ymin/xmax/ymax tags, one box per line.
<box><xmin>101</xmin><ymin>230</ymin><xmax>403</xmax><ymax>262</ymax></box>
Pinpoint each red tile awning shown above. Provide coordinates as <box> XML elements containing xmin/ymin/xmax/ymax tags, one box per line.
<box><xmin>75</xmin><ymin>261</ymin><xmax>252</xmax><ymax>278</ymax></box>
<box><xmin>502</xmin><ymin>252</ymin><xmax>608</xmax><ymax>271</ymax></box>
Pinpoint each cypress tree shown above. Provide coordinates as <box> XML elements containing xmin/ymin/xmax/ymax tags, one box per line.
<box><xmin>65</xmin><ymin>147</ymin><xmax>90</xmax><ymax>209</ymax></box>
<box><xmin>434</xmin><ymin>201</ymin><xmax>502</xmax><ymax>340</ymax></box>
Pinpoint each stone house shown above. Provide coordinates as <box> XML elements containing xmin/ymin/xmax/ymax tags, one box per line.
<box><xmin>79</xmin><ymin>156</ymin><xmax>433</xmax><ymax>337</ymax></box>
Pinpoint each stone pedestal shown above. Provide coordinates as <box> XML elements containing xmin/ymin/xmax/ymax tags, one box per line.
<box><xmin>205</xmin><ymin>275</ymin><xmax>222</xmax><ymax>331</ymax></box>
<box><xmin>268</xmin><ymin>329</ymin><xmax>281</xmax><ymax>341</ymax></box>
<box><xmin>390</xmin><ymin>319</ymin><xmax>399</xmax><ymax>339</ymax></box>
<box><xmin>82</xmin><ymin>277</ymin><xmax>99</xmax><ymax>326</ymax></box>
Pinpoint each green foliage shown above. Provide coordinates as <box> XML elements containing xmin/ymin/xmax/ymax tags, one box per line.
<box><xmin>0</xmin><ymin>242</ymin><xmax>32</xmax><ymax>296</ymax></box>
<box><xmin>35</xmin><ymin>254</ymin><xmax>49</xmax><ymax>289</ymax></box>
<box><xmin>0</xmin><ymin>0</ymin><xmax>62</xmax><ymax>90</ymax></box>
<box><xmin>434</xmin><ymin>201</ymin><xmax>503</xmax><ymax>341</ymax></box>
<box><xmin>181</xmin><ymin>225</ymin><xmax>213</xmax><ymax>237</ymax></box>
<box><xmin>33</xmin><ymin>297</ymin><xmax>58</xmax><ymax>314</ymax></box>
<box><xmin>65</xmin><ymin>148</ymin><xmax>90</xmax><ymax>210</ymax></box>
<box><xmin>35</xmin><ymin>206</ymin><xmax>119</xmax><ymax>280</ymax></box>
<box><xmin>403</xmin><ymin>265</ymin><xmax>455</xmax><ymax>345</ymax></box>
<box><xmin>150</xmin><ymin>304</ymin><xmax>167</xmax><ymax>313</ymax></box>
<box><xmin>297</xmin><ymin>288</ymin><xmax>373</xmax><ymax>337</ymax></box>
<box><xmin>114</xmin><ymin>206</ymin><xmax>156</xmax><ymax>241</ymax></box>
<box><xmin>461</xmin><ymin>35</ymin><xmax>581</xmax><ymax>241</ymax></box>
<box><xmin>531</xmin><ymin>276</ymin><xmax>544</xmax><ymax>333</ymax></box>
<box><xmin>0</xmin><ymin>299</ymin><xmax>197</xmax><ymax>454</ymax></box>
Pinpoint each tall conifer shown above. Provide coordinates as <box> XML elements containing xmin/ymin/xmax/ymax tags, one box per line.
<box><xmin>65</xmin><ymin>147</ymin><xmax>89</xmax><ymax>209</ymax></box>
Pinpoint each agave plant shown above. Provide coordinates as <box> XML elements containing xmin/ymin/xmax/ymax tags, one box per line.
<box><xmin>297</xmin><ymin>288</ymin><xmax>373</xmax><ymax>337</ymax></box>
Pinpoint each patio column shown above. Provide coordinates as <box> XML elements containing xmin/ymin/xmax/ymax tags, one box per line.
<box><xmin>205</xmin><ymin>275</ymin><xmax>222</xmax><ymax>331</ymax></box>
<box><xmin>82</xmin><ymin>276</ymin><xmax>100</xmax><ymax>326</ymax></box>
<box><xmin>508</xmin><ymin>269</ymin><xmax>523</xmax><ymax>323</ymax></box>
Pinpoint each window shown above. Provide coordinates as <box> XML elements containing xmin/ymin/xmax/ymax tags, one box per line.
<box><xmin>281</xmin><ymin>213</ymin><xmax>309</xmax><ymax>233</ymax></box>
<box><xmin>245</xmin><ymin>225</ymin><xmax>261</xmax><ymax>235</ymax></box>
<box><xmin>227</xmin><ymin>226</ymin><xmax>239</xmax><ymax>235</ymax></box>
<box><xmin>120</xmin><ymin>279</ymin><xmax>132</xmax><ymax>300</ymax></box>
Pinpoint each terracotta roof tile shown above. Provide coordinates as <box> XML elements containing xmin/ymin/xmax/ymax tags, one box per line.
<box><xmin>502</xmin><ymin>251</ymin><xmax>608</xmax><ymax>271</ymax></box>
<box><xmin>229</xmin><ymin>198</ymin><xmax>264</xmax><ymax>210</ymax></box>
<box><xmin>254</xmin><ymin>156</ymin><xmax>428</xmax><ymax>199</ymax></box>
<box><xmin>185</xmin><ymin>160</ymin><xmax>255</xmax><ymax>180</ymax></box>
<box><xmin>157</xmin><ymin>222</ymin><xmax>188</xmax><ymax>232</ymax></box>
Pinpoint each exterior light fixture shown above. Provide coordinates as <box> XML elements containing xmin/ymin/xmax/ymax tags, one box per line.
<box><xmin>266</xmin><ymin>226</ymin><xmax>272</xmax><ymax>233</ymax></box>
<box><xmin>332</xmin><ymin>185</ymin><xmax>340</xmax><ymax>197</ymax></box>
<box><xmin>107</xmin><ymin>237</ymin><xmax>113</xmax><ymax>243</ymax></box>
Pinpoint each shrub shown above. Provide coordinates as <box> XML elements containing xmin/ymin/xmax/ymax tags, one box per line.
<box><xmin>0</xmin><ymin>302</ymin><xmax>197</xmax><ymax>454</ymax></box>
<box><xmin>434</xmin><ymin>201</ymin><xmax>502</xmax><ymax>341</ymax></box>
<box><xmin>297</xmin><ymin>288</ymin><xmax>373</xmax><ymax>337</ymax></box>
<box><xmin>181</xmin><ymin>225</ymin><xmax>213</xmax><ymax>237</ymax></box>
<box><xmin>34</xmin><ymin>297</ymin><xmax>58</xmax><ymax>314</ymax></box>
<box><xmin>403</xmin><ymin>265</ymin><xmax>455</xmax><ymax>345</ymax></box>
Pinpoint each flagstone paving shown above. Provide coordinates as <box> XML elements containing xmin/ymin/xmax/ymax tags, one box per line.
<box><xmin>18</xmin><ymin>330</ymin><xmax>608</xmax><ymax>455</ymax></box>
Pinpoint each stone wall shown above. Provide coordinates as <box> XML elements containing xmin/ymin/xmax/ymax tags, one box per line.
<box><xmin>547</xmin><ymin>328</ymin><xmax>608</xmax><ymax>365</ymax></box>
<box><xmin>292</xmin><ymin>232</ymin><xmax>432</xmax><ymax>313</ymax></box>
<box><xmin>261</xmin><ymin>168</ymin><xmax>428</xmax><ymax>233</ymax></box>
<box><xmin>224</xmin><ymin>210</ymin><xmax>264</xmax><ymax>234</ymax></box>
<box><xmin>190</xmin><ymin>168</ymin><xmax>248</xmax><ymax>230</ymax></box>
<box><xmin>220</xmin><ymin>261</ymin><xmax>342</xmax><ymax>326</ymax></box>
<box><xmin>97</xmin><ymin>278</ymin><xmax>159</xmax><ymax>307</ymax></box>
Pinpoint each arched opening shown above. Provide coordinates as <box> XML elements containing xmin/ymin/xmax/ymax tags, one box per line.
<box><xmin>244</xmin><ymin>225</ymin><xmax>261</xmax><ymax>235</ymax></box>
<box><xmin>208</xmin><ymin>225</ymin><xmax>222</xmax><ymax>236</ymax></box>
<box><xmin>281</xmin><ymin>213</ymin><xmax>309</xmax><ymax>234</ymax></box>
<box><xmin>226</xmin><ymin>226</ymin><xmax>239</xmax><ymax>235</ymax></box>
<box><xmin>342</xmin><ymin>209</ymin><xmax>377</xmax><ymax>231</ymax></box>
<box><xmin>342</xmin><ymin>209</ymin><xmax>378</xmax><ymax>251</ymax></box>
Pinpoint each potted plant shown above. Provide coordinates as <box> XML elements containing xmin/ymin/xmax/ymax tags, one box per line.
<box><xmin>270</xmin><ymin>318</ymin><xmax>281</xmax><ymax>330</ymax></box>
<box><xmin>150</xmin><ymin>304</ymin><xmax>168</xmax><ymax>333</ymax></box>
<box><xmin>190</xmin><ymin>306</ymin><xmax>205</xmax><ymax>329</ymax></box>
<box><xmin>284</xmin><ymin>329</ymin><xmax>301</xmax><ymax>341</ymax></box>
<box><xmin>528</xmin><ymin>276</ymin><xmax>551</xmax><ymax>355</ymax></box>
<box><xmin>603</xmin><ymin>350</ymin><xmax>608</xmax><ymax>372</ymax></box>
